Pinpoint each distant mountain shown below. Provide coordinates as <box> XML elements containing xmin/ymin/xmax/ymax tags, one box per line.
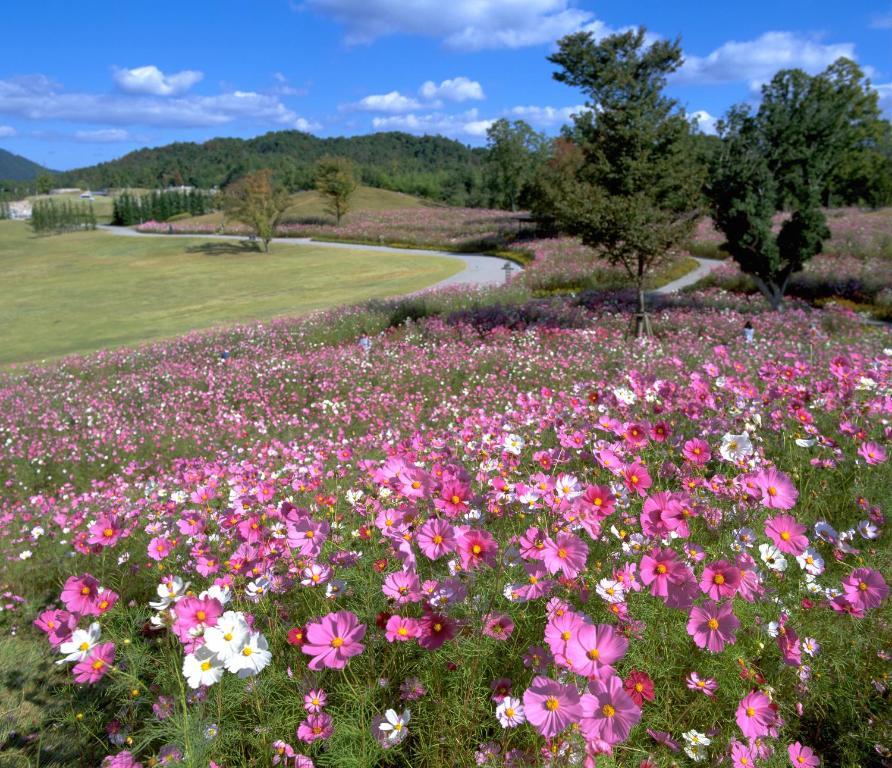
<box><xmin>58</xmin><ymin>130</ymin><xmax>488</xmax><ymax>205</ymax></box>
<box><xmin>0</xmin><ymin>147</ymin><xmax>48</xmax><ymax>181</ymax></box>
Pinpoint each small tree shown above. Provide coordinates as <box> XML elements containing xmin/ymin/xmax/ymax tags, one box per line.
<box><xmin>314</xmin><ymin>157</ymin><xmax>357</xmax><ymax>226</ymax></box>
<box><xmin>221</xmin><ymin>169</ymin><xmax>290</xmax><ymax>252</ymax></box>
<box><xmin>546</xmin><ymin>28</ymin><xmax>704</xmax><ymax>335</ymax></box>
<box><xmin>707</xmin><ymin>59</ymin><xmax>877</xmax><ymax>309</ymax></box>
<box><xmin>35</xmin><ymin>173</ymin><xmax>54</xmax><ymax>195</ymax></box>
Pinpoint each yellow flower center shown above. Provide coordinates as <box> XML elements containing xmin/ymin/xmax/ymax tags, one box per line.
<box><xmin>746</xmin><ymin>706</ymin><xmax>755</xmax><ymax>716</ymax></box>
<box><xmin>587</xmin><ymin>648</ymin><xmax>600</xmax><ymax>660</ymax></box>
<box><xmin>91</xmin><ymin>659</ymin><xmax>105</xmax><ymax>671</ymax></box>
<box><xmin>451</xmin><ymin>495</ymin><xmax>460</xmax><ymax>505</ymax></box>
<box><xmin>242</xmin><ymin>647</ymin><xmax>253</xmax><ymax>656</ymax></box>
<box><xmin>545</xmin><ymin>696</ymin><xmax>560</xmax><ymax>712</ymax></box>
<box><xmin>768</xmin><ymin>486</ymin><xmax>778</xmax><ymax>497</ymax></box>
<box><xmin>472</xmin><ymin>544</ymin><xmax>482</xmax><ymax>555</ymax></box>
<box><xmin>433</xmin><ymin>535</ymin><xmax>443</xmax><ymax>544</ymax></box>
<box><xmin>200</xmin><ymin>660</ymin><xmax>212</xmax><ymax>671</ymax></box>
<box><xmin>331</xmin><ymin>637</ymin><xmax>344</xmax><ymax>648</ymax></box>
<box><xmin>602</xmin><ymin>704</ymin><xmax>615</xmax><ymax>717</ymax></box>
<box><xmin>714</xmin><ymin>574</ymin><xmax>725</xmax><ymax>585</ymax></box>
<box><xmin>780</xmin><ymin>530</ymin><xmax>790</xmax><ymax>541</ymax></box>
<box><xmin>196</xmin><ymin>610</ymin><xmax>206</xmax><ymax>621</ymax></box>
<box><xmin>707</xmin><ymin>618</ymin><xmax>719</xmax><ymax>630</ymax></box>
<box><xmin>656</xmin><ymin>564</ymin><xmax>667</xmax><ymax>574</ymax></box>
<box><xmin>557</xmin><ymin>548</ymin><xmax>567</xmax><ymax>559</ymax></box>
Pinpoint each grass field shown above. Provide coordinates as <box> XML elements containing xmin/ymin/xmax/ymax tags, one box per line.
<box><xmin>175</xmin><ymin>185</ymin><xmax>431</xmax><ymax>228</ymax></box>
<box><xmin>0</xmin><ymin>221</ymin><xmax>461</xmax><ymax>365</ymax></box>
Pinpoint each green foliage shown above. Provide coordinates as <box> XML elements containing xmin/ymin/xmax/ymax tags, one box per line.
<box><xmin>0</xmin><ymin>147</ymin><xmax>48</xmax><ymax>182</ymax></box>
<box><xmin>30</xmin><ymin>199</ymin><xmax>97</xmax><ymax>234</ymax></box>
<box><xmin>35</xmin><ymin>173</ymin><xmax>54</xmax><ymax>195</ymax></box>
<box><xmin>484</xmin><ymin>119</ymin><xmax>549</xmax><ymax>211</ymax></box>
<box><xmin>314</xmin><ymin>157</ymin><xmax>358</xmax><ymax>226</ymax></box>
<box><xmin>112</xmin><ymin>189</ymin><xmax>214</xmax><ymax>225</ymax></box>
<box><xmin>221</xmin><ymin>170</ymin><xmax>290</xmax><ymax>251</ymax></box>
<box><xmin>542</xmin><ymin>27</ymin><xmax>704</xmax><ymax>319</ymax></box>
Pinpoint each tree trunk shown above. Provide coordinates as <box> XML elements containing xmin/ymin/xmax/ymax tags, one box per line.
<box><xmin>752</xmin><ymin>274</ymin><xmax>790</xmax><ymax>311</ymax></box>
<box><xmin>263</xmin><ymin>237</ymin><xmax>271</xmax><ymax>253</ymax></box>
<box><xmin>633</xmin><ymin>267</ymin><xmax>653</xmax><ymax>337</ymax></box>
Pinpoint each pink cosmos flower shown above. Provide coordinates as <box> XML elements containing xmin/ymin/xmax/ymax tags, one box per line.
<box><xmin>639</xmin><ymin>548</ymin><xmax>686</xmax><ymax>598</ymax></box>
<box><xmin>686</xmin><ymin>671</ymin><xmax>718</xmax><ymax>697</ymax></box>
<box><xmin>682</xmin><ymin>438</ymin><xmax>711</xmax><ymax>465</ymax></box>
<box><xmin>385</xmin><ymin>615</ymin><xmax>420</xmax><ymax>642</ymax></box>
<box><xmin>639</xmin><ymin>492</ymin><xmax>684</xmax><ymax>538</ymax></box>
<box><xmin>842</xmin><ymin>568</ymin><xmax>888</xmax><ymax>611</ymax></box>
<box><xmin>788</xmin><ymin>741</ymin><xmax>820</xmax><ymax>767</ymax></box>
<box><xmin>304</xmin><ymin>689</ymin><xmax>327</xmax><ymax>713</ymax></box>
<box><xmin>687</xmin><ymin>601</ymin><xmax>740</xmax><ymax>652</ymax></box>
<box><xmin>102</xmin><ymin>752</ymin><xmax>142</xmax><ymax>768</ymax></box>
<box><xmin>60</xmin><ymin>574</ymin><xmax>102</xmax><ymax>616</ymax></box>
<box><xmin>87</xmin><ymin>515</ymin><xmax>125</xmax><ymax>548</ymax></box>
<box><xmin>287</xmin><ymin>517</ymin><xmax>329</xmax><ymax>558</ymax></box>
<box><xmin>434</xmin><ymin>480</ymin><xmax>471</xmax><ymax>517</ymax></box>
<box><xmin>302</xmin><ymin>611</ymin><xmax>366</xmax><ymax>670</ymax></box>
<box><xmin>579</xmin><ymin>674</ymin><xmax>641</xmax><ymax>745</ymax></box>
<box><xmin>94</xmin><ymin>587</ymin><xmax>119</xmax><ymax>615</ymax></box>
<box><xmin>34</xmin><ymin>609</ymin><xmax>78</xmax><ymax>647</ymax></box>
<box><xmin>731</xmin><ymin>740</ymin><xmax>756</xmax><ymax>768</ymax></box>
<box><xmin>735</xmin><ymin>690</ymin><xmax>779</xmax><ymax>739</ymax></box>
<box><xmin>579</xmin><ymin>484</ymin><xmax>616</xmax><ymax>519</ymax></box>
<box><xmin>858</xmin><ymin>441</ymin><xmax>886</xmax><ymax>465</ymax></box>
<box><xmin>174</xmin><ymin>596</ymin><xmax>222</xmax><ymax>633</ymax></box>
<box><xmin>417</xmin><ymin>612</ymin><xmax>458</xmax><ymax>650</ymax></box>
<box><xmin>272</xmin><ymin>740</ymin><xmax>296</xmax><ymax>765</ymax></box>
<box><xmin>482</xmin><ymin>612</ymin><xmax>515</xmax><ymax>640</ymax></box>
<box><xmin>752</xmin><ymin>468</ymin><xmax>798</xmax><ymax>510</ymax></box>
<box><xmin>765</xmin><ymin>514</ymin><xmax>809</xmax><ymax>555</ymax></box>
<box><xmin>72</xmin><ymin>642</ymin><xmax>115</xmax><ymax>684</ymax></box>
<box><xmin>519</xmin><ymin>526</ymin><xmax>548</xmax><ymax>560</ymax></box>
<box><xmin>456</xmin><ymin>527</ymin><xmax>499</xmax><ymax>571</ymax></box>
<box><xmin>147</xmin><ymin>536</ymin><xmax>174</xmax><ymax>561</ymax></box>
<box><xmin>297</xmin><ymin>712</ymin><xmax>333</xmax><ymax>742</ymax></box>
<box><xmin>623</xmin><ymin>463</ymin><xmax>652</xmax><ymax>497</ymax></box>
<box><xmin>564</xmin><ymin>623</ymin><xmax>628</xmax><ymax>678</ymax></box>
<box><xmin>522</xmin><ymin>676</ymin><xmax>582</xmax><ymax>738</ymax></box>
<box><xmin>699</xmin><ymin>560</ymin><xmax>741</xmax><ymax>600</ymax></box>
<box><xmin>541</xmin><ymin>532</ymin><xmax>588</xmax><ymax>579</ymax></box>
<box><xmin>622</xmin><ymin>670</ymin><xmax>654</xmax><ymax>707</ymax></box>
<box><xmin>416</xmin><ymin>518</ymin><xmax>455</xmax><ymax>560</ymax></box>
<box><xmin>382</xmin><ymin>570</ymin><xmax>421</xmax><ymax>604</ymax></box>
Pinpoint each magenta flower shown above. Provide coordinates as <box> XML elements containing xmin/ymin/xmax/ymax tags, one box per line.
<box><xmin>297</xmin><ymin>712</ymin><xmax>333</xmax><ymax>742</ymax></box>
<box><xmin>735</xmin><ymin>690</ymin><xmax>779</xmax><ymax>739</ymax></box>
<box><xmin>682</xmin><ymin>438</ymin><xmax>711</xmax><ymax>465</ymax></box>
<box><xmin>858</xmin><ymin>441</ymin><xmax>887</xmax><ymax>465</ymax></box>
<box><xmin>60</xmin><ymin>574</ymin><xmax>101</xmax><ymax>616</ymax></box>
<box><xmin>382</xmin><ymin>570</ymin><xmax>421</xmax><ymax>604</ymax></box>
<box><xmin>765</xmin><ymin>514</ymin><xmax>809</xmax><ymax>555</ymax></box>
<box><xmin>456</xmin><ymin>526</ymin><xmax>499</xmax><ymax>570</ymax></box>
<box><xmin>304</xmin><ymin>689</ymin><xmax>327</xmax><ymax>714</ymax></box>
<box><xmin>417</xmin><ymin>518</ymin><xmax>456</xmax><ymax>560</ymax></box>
<box><xmin>699</xmin><ymin>560</ymin><xmax>741</xmax><ymax>600</ymax></box>
<box><xmin>731</xmin><ymin>740</ymin><xmax>756</xmax><ymax>768</ymax></box>
<box><xmin>522</xmin><ymin>675</ymin><xmax>582</xmax><ymax>738</ymax></box>
<box><xmin>564</xmin><ymin>623</ymin><xmax>628</xmax><ymax>678</ymax></box>
<box><xmin>72</xmin><ymin>642</ymin><xmax>115</xmax><ymax>684</ymax></box>
<box><xmin>302</xmin><ymin>611</ymin><xmax>366</xmax><ymax>670</ymax></box>
<box><xmin>87</xmin><ymin>515</ymin><xmax>125</xmax><ymax>547</ymax></box>
<box><xmin>287</xmin><ymin>517</ymin><xmax>329</xmax><ymax>558</ymax></box>
<box><xmin>34</xmin><ymin>609</ymin><xmax>77</xmax><ymax>647</ymax></box>
<box><xmin>623</xmin><ymin>462</ymin><xmax>652</xmax><ymax>497</ymax></box>
<box><xmin>687</xmin><ymin>601</ymin><xmax>739</xmax><ymax>652</ymax></box>
<box><xmin>541</xmin><ymin>532</ymin><xmax>588</xmax><ymax>579</ymax></box>
<box><xmin>579</xmin><ymin>674</ymin><xmax>641</xmax><ymax>745</ymax></box>
<box><xmin>842</xmin><ymin>568</ymin><xmax>888</xmax><ymax>612</ymax></box>
<box><xmin>434</xmin><ymin>480</ymin><xmax>471</xmax><ymax>517</ymax></box>
<box><xmin>482</xmin><ymin>612</ymin><xmax>515</xmax><ymax>640</ymax></box>
<box><xmin>417</xmin><ymin>612</ymin><xmax>458</xmax><ymax>650</ymax></box>
<box><xmin>640</xmin><ymin>548</ymin><xmax>685</xmax><ymax>598</ymax></box>
<box><xmin>147</xmin><ymin>536</ymin><xmax>174</xmax><ymax>561</ymax></box>
<box><xmin>385</xmin><ymin>614</ymin><xmax>420</xmax><ymax>642</ymax></box>
<box><xmin>173</xmin><ymin>596</ymin><xmax>222</xmax><ymax>632</ymax></box>
<box><xmin>685</xmin><ymin>671</ymin><xmax>718</xmax><ymax>697</ymax></box>
<box><xmin>788</xmin><ymin>741</ymin><xmax>820</xmax><ymax>767</ymax></box>
<box><xmin>753</xmin><ymin>468</ymin><xmax>798</xmax><ymax>510</ymax></box>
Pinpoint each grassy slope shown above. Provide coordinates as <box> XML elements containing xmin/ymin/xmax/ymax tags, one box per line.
<box><xmin>178</xmin><ymin>185</ymin><xmax>431</xmax><ymax>228</ymax></box>
<box><xmin>0</xmin><ymin>221</ymin><xmax>461</xmax><ymax>365</ymax></box>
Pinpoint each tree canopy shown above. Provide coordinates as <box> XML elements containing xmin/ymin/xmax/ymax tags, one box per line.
<box><xmin>220</xmin><ymin>169</ymin><xmax>290</xmax><ymax>252</ymax></box>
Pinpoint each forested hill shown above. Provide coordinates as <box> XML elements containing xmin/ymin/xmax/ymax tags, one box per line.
<box><xmin>59</xmin><ymin>131</ymin><xmax>488</xmax><ymax>204</ymax></box>
<box><xmin>0</xmin><ymin>147</ymin><xmax>48</xmax><ymax>181</ymax></box>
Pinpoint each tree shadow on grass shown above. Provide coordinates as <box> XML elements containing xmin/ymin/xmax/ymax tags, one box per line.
<box><xmin>185</xmin><ymin>241</ymin><xmax>263</xmax><ymax>256</ymax></box>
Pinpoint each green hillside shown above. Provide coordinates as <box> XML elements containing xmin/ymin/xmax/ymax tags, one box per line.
<box><xmin>0</xmin><ymin>147</ymin><xmax>47</xmax><ymax>181</ymax></box>
<box><xmin>58</xmin><ymin>131</ymin><xmax>487</xmax><ymax>205</ymax></box>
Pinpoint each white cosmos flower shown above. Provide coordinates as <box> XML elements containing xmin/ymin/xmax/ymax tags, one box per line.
<box><xmin>596</xmin><ymin>578</ymin><xmax>626</xmax><ymax>604</ymax></box>
<box><xmin>379</xmin><ymin>708</ymin><xmax>410</xmax><ymax>743</ymax></box>
<box><xmin>199</xmin><ymin>584</ymin><xmax>231</xmax><ymax>606</ymax></box>
<box><xmin>613</xmin><ymin>387</ymin><xmax>636</xmax><ymax>405</ymax></box>
<box><xmin>795</xmin><ymin>548</ymin><xmax>824</xmax><ymax>575</ymax></box>
<box><xmin>58</xmin><ymin>622</ymin><xmax>101</xmax><ymax>663</ymax></box>
<box><xmin>759</xmin><ymin>543</ymin><xmax>788</xmax><ymax>572</ymax></box>
<box><xmin>204</xmin><ymin>611</ymin><xmax>250</xmax><ymax>662</ymax></box>
<box><xmin>682</xmin><ymin>730</ymin><xmax>710</xmax><ymax>762</ymax></box>
<box><xmin>503</xmin><ymin>434</ymin><xmax>525</xmax><ymax>456</ymax></box>
<box><xmin>720</xmin><ymin>433</ymin><xmax>753</xmax><ymax>462</ymax></box>
<box><xmin>554</xmin><ymin>474</ymin><xmax>582</xmax><ymax>500</ymax></box>
<box><xmin>183</xmin><ymin>645</ymin><xmax>224</xmax><ymax>689</ymax></box>
<box><xmin>225</xmin><ymin>631</ymin><xmax>271</xmax><ymax>677</ymax></box>
<box><xmin>149</xmin><ymin>576</ymin><xmax>189</xmax><ymax>611</ymax></box>
<box><xmin>245</xmin><ymin>576</ymin><xmax>271</xmax><ymax>601</ymax></box>
<box><xmin>496</xmin><ymin>696</ymin><xmax>526</xmax><ymax>728</ymax></box>
<box><xmin>794</xmin><ymin>438</ymin><xmax>816</xmax><ymax>448</ymax></box>
<box><xmin>858</xmin><ymin>520</ymin><xmax>879</xmax><ymax>540</ymax></box>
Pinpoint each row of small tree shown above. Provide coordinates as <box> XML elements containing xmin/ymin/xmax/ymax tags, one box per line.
<box><xmin>31</xmin><ymin>199</ymin><xmax>97</xmax><ymax>234</ymax></box>
<box><xmin>112</xmin><ymin>189</ymin><xmax>213</xmax><ymax>226</ymax></box>
<box><xmin>508</xmin><ymin>28</ymin><xmax>890</xmax><ymax>326</ymax></box>
<box><xmin>0</xmin><ymin>200</ymin><xmax>9</xmax><ymax>220</ymax></box>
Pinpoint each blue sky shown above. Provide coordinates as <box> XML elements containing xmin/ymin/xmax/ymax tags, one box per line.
<box><xmin>1</xmin><ymin>0</ymin><xmax>890</xmax><ymax>170</ymax></box>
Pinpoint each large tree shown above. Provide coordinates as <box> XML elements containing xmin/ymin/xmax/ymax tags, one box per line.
<box><xmin>546</xmin><ymin>28</ymin><xmax>704</xmax><ymax>334</ymax></box>
<box><xmin>484</xmin><ymin>119</ymin><xmax>548</xmax><ymax>211</ymax></box>
<box><xmin>314</xmin><ymin>156</ymin><xmax>358</xmax><ymax>226</ymax></box>
<box><xmin>221</xmin><ymin>169</ymin><xmax>290</xmax><ymax>252</ymax></box>
<box><xmin>708</xmin><ymin>58</ymin><xmax>881</xmax><ymax>309</ymax></box>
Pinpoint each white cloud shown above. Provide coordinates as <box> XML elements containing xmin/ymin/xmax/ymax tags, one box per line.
<box><xmin>508</xmin><ymin>104</ymin><xmax>586</xmax><ymax>125</ymax></box>
<box><xmin>870</xmin><ymin>9</ymin><xmax>892</xmax><ymax>29</ymax></box>
<box><xmin>420</xmin><ymin>77</ymin><xmax>485</xmax><ymax>102</ymax></box>
<box><xmin>74</xmin><ymin>128</ymin><xmax>132</xmax><ymax>142</ymax></box>
<box><xmin>677</xmin><ymin>32</ymin><xmax>857</xmax><ymax>88</ymax></box>
<box><xmin>0</xmin><ymin>74</ymin><xmax>317</xmax><ymax>131</ymax></box>
<box><xmin>304</xmin><ymin>0</ymin><xmax>604</xmax><ymax>50</ymax></box>
<box><xmin>294</xmin><ymin>117</ymin><xmax>323</xmax><ymax>131</ymax></box>
<box><xmin>0</xmin><ymin>125</ymin><xmax>15</xmax><ymax>138</ymax></box>
<box><xmin>112</xmin><ymin>65</ymin><xmax>204</xmax><ymax>96</ymax></box>
<box><xmin>690</xmin><ymin>110</ymin><xmax>718</xmax><ymax>135</ymax></box>
<box><xmin>371</xmin><ymin>109</ymin><xmax>489</xmax><ymax>137</ymax></box>
<box><xmin>356</xmin><ymin>91</ymin><xmax>423</xmax><ymax>112</ymax></box>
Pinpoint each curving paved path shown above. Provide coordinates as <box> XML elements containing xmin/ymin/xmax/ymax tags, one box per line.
<box><xmin>96</xmin><ymin>225</ymin><xmax>518</xmax><ymax>288</ymax></box>
<box><xmin>651</xmin><ymin>256</ymin><xmax>725</xmax><ymax>294</ymax></box>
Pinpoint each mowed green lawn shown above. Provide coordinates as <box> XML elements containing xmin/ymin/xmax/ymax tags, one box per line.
<box><xmin>0</xmin><ymin>221</ymin><xmax>462</xmax><ymax>365</ymax></box>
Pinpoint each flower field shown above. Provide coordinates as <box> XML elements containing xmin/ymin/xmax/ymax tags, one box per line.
<box><xmin>2</xmin><ymin>292</ymin><xmax>891</xmax><ymax>768</ymax></box>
